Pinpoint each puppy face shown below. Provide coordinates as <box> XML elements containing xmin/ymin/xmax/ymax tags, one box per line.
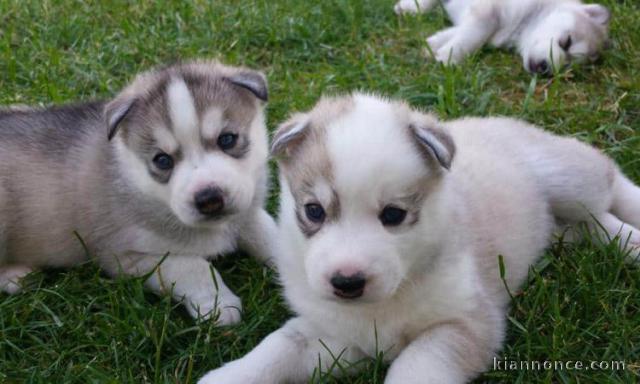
<box><xmin>274</xmin><ymin>94</ymin><xmax>454</xmax><ymax>303</ymax></box>
<box><xmin>522</xmin><ymin>3</ymin><xmax>610</xmax><ymax>74</ymax></box>
<box><xmin>106</xmin><ymin>61</ymin><xmax>269</xmax><ymax>227</ymax></box>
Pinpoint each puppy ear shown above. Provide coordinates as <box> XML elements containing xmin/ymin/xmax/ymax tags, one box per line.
<box><xmin>409</xmin><ymin>116</ymin><xmax>455</xmax><ymax>170</ymax></box>
<box><xmin>271</xmin><ymin>114</ymin><xmax>310</xmax><ymax>158</ymax></box>
<box><xmin>227</xmin><ymin>71</ymin><xmax>268</xmax><ymax>102</ymax></box>
<box><xmin>105</xmin><ymin>97</ymin><xmax>136</xmax><ymax>141</ymax></box>
<box><xmin>583</xmin><ymin>4</ymin><xmax>610</xmax><ymax>26</ymax></box>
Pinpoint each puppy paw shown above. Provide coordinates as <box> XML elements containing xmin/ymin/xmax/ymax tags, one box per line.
<box><xmin>426</xmin><ymin>35</ymin><xmax>445</xmax><ymax>53</ymax></box>
<box><xmin>198</xmin><ymin>363</ymin><xmax>259</xmax><ymax>384</ymax></box>
<box><xmin>432</xmin><ymin>43</ymin><xmax>463</xmax><ymax>65</ymax></box>
<box><xmin>393</xmin><ymin>0</ymin><xmax>435</xmax><ymax>15</ymax></box>
<box><xmin>187</xmin><ymin>291</ymin><xmax>243</xmax><ymax>325</ymax></box>
<box><xmin>394</xmin><ymin>1</ymin><xmax>417</xmax><ymax>14</ymax></box>
<box><xmin>426</xmin><ymin>35</ymin><xmax>464</xmax><ymax>65</ymax></box>
<box><xmin>0</xmin><ymin>266</ymin><xmax>33</xmax><ymax>294</ymax></box>
<box><xmin>426</xmin><ymin>28</ymin><xmax>457</xmax><ymax>54</ymax></box>
<box><xmin>213</xmin><ymin>303</ymin><xmax>243</xmax><ymax>326</ymax></box>
<box><xmin>626</xmin><ymin>243</ymin><xmax>640</xmax><ymax>264</ymax></box>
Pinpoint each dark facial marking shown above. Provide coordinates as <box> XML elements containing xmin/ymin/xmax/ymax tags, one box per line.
<box><xmin>147</xmin><ymin>148</ymin><xmax>181</xmax><ymax>184</ymax></box>
<box><xmin>295</xmin><ymin>207</ymin><xmax>321</xmax><ymax>237</ymax></box>
<box><xmin>382</xmin><ymin>187</ymin><xmax>430</xmax><ymax>229</ymax></box>
<box><xmin>293</xmin><ymin>185</ymin><xmax>340</xmax><ymax>238</ymax></box>
<box><xmin>177</xmin><ymin>72</ymin><xmax>257</xmax><ymax>160</ymax></box>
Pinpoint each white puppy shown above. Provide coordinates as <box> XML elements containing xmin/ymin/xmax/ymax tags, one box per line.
<box><xmin>395</xmin><ymin>0</ymin><xmax>611</xmax><ymax>74</ymax></box>
<box><xmin>199</xmin><ymin>93</ymin><xmax>639</xmax><ymax>383</ymax></box>
<box><xmin>0</xmin><ymin>61</ymin><xmax>277</xmax><ymax>325</ymax></box>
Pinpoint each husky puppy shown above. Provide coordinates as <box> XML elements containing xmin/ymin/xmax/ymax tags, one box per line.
<box><xmin>199</xmin><ymin>93</ymin><xmax>640</xmax><ymax>383</ymax></box>
<box><xmin>394</xmin><ymin>0</ymin><xmax>611</xmax><ymax>74</ymax></box>
<box><xmin>0</xmin><ymin>61</ymin><xmax>277</xmax><ymax>325</ymax></box>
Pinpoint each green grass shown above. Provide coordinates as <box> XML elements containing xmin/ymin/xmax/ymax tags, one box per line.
<box><xmin>0</xmin><ymin>0</ymin><xmax>639</xmax><ymax>382</ymax></box>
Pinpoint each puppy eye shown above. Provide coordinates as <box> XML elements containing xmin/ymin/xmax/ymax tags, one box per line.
<box><xmin>152</xmin><ymin>152</ymin><xmax>174</xmax><ymax>170</ymax></box>
<box><xmin>559</xmin><ymin>35</ymin><xmax>572</xmax><ymax>51</ymax></box>
<box><xmin>304</xmin><ymin>203</ymin><xmax>325</xmax><ymax>223</ymax></box>
<box><xmin>218</xmin><ymin>133</ymin><xmax>238</xmax><ymax>150</ymax></box>
<box><xmin>379</xmin><ymin>206</ymin><xmax>407</xmax><ymax>226</ymax></box>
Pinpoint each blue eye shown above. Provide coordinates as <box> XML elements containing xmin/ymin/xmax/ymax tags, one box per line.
<box><xmin>153</xmin><ymin>153</ymin><xmax>174</xmax><ymax>170</ymax></box>
<box><xmin>304</xmin><ymin>203</ymin><xmax>325</xmax><ymax>223</ymax></box>
<box><xmin>379</xmin><ymin>206</ymin><xmax>407</xmax><ymax>226</ymax></box>
<box><xmin>218</xmin><ymin>133</ymin><xmax>238</xmax><ymax>150</ymax></box>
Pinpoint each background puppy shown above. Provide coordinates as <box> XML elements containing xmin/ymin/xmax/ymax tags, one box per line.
<box><xmin>395</xmin><ymin>0</ymin><xmax>611</xmax><ymax>74</ymax></box>
<box><xmin>199</xmin><ymin>93</ymin><xmax>640</xmax><ymax>383</ymax></box>
<box><xmin>0</xmin><ymin>60</ymin><xmax>276</xmax><ymax>325</ymax></box>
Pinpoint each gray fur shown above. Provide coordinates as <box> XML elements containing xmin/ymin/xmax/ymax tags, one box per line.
<box><xmin>0</xmin><ymin>61</ymin><xmax>277</xmax><ymax>325</ymax></box>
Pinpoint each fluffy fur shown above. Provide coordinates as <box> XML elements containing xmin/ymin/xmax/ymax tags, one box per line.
<box><xmin>199</xmin><ymin>93</ymin><xmax>640</xmax><ymax>383</ymax></box>
<box><xmin>394</xmin><ymin>0</ymin><xmax>611</xmax><ymax>74</ymax></box>
<box><xmin>0</xmin><ymin>61</ymin><xmax>277</xmax><ymax>325</ymax></box>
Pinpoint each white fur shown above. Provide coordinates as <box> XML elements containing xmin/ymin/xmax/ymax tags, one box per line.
<box><xmin>199</xmin><ymin>94</ymin><xmax>640</xmax><ymax>383</ymax></box>
<box><xmin>201</xmin><ymin>107</ymin><xmax>226</xmax><ymax>141</ymax></box>
<box><xmin>167</xmin><ymin>78</ymin><xmax>201</xmax><ymax>154</ymax></box>
<box><xmin>114</xmin><ymin>135</ymin><xmax>172</xmax><ymax>206</ymax></box>
<box><xmin>154</xmin><ymin>125</ymin><xmax>180</xmax><ymax>155</ymax></box>
<box><xmin>0</xmin><ymin>266</ymin><xmax>33</xmax><ymax>295</ymax></box>
<box><xmin>395</xmin><ymin>0</ymin><xmax>610</xmax><ymax>73</ymax></box>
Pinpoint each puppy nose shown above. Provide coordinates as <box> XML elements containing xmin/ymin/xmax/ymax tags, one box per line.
<box><xmin>330</xmin><ymin>272</ymin><xmax>366</xmax><ymax>299</ymax></box>
<box><xmin>529</xmin><ymin>59</ymin><xmax>550</xmax><ymax>74</ymax></box>
<box><xmin>194</xmin><ymin>187</ymin><xmax>224</xmax><ymax>216</ymax></box>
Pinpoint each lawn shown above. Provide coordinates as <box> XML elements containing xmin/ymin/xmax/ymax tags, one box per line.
<box><xmin>0</xmin><ymin>0</ymin><xmax>639</xmax><ymax>383</ymax></box>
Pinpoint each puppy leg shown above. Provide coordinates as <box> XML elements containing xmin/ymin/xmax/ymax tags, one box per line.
<box><xmin>394</xmin><ymin>0</ymin><xmax>438</xmax><ymax>14</ymax></box>
<box><xmin>237</xmin><ymin>208</ymin><xmax>279</xmax><ymax>266</ymax></box>
<box><xmin>542</xmin><ymin>157</ymin><xmax>640</xmax><ymax>262</ymax></box>
<box><xmin>426</xmin><ymin>27</ymin><xmax>457</xmax><ymax>53</ymax></box>
<box><xmin>385</xmin><ymin>318</ymin><xmax>500</xmax><ymax>384</ymax></box>
<box><xmin>0</xmin><ymin>188</ymin><xmax>33</xmax><ymax>294</ymax></box>
<box><xmin>430</xmin><ymin>15</ymin><xmax>497</xmax><ymax>64</ymax></box>
<box><xmin>198</xmin><ymin>317</ymin><xmax>365</xmax><ymax>384</ymax></box>
<box><xmin>0</xmin><ymin>265</ymin><xmax>33</xmax><ymax>294</ymax></box>
<box><xmin>611</xmin><ymin>173</ymin><xmax>640</xmax><ymax>229</ymax></box>
<box><xmin>103</xmin><ymin>254</ymin><xmax>242</xmax><ymax>325</ymax></box>
<box><xmin>562</xmin><ymin>213</ymin><xmax>640</xmax><ymax>263</ymax></box>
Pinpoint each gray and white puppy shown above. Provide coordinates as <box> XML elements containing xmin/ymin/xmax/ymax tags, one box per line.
<box><xmin>0</xmin><ymin>60</ymin><xmax>276</xmax><ymax>325</ymax></box>
<box><xmin>395</xmin><ymin>0</ymin><xmax>611</xmax><ymax>74</ymax></box>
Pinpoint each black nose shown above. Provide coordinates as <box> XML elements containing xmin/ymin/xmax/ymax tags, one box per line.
<box><xmin>529</xmin><ymin>59</ymin><xmax>550</xmax><ymax>74</ymax></box>
<box><xmin>194</xmin><ymin>187</ymin><xmax>225</xmax><ymax>216</ymax></box>
<box><xmin>330</xmin><ymin>272</ymin><xmax>366</xmax><ymax>299</ymax></box>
